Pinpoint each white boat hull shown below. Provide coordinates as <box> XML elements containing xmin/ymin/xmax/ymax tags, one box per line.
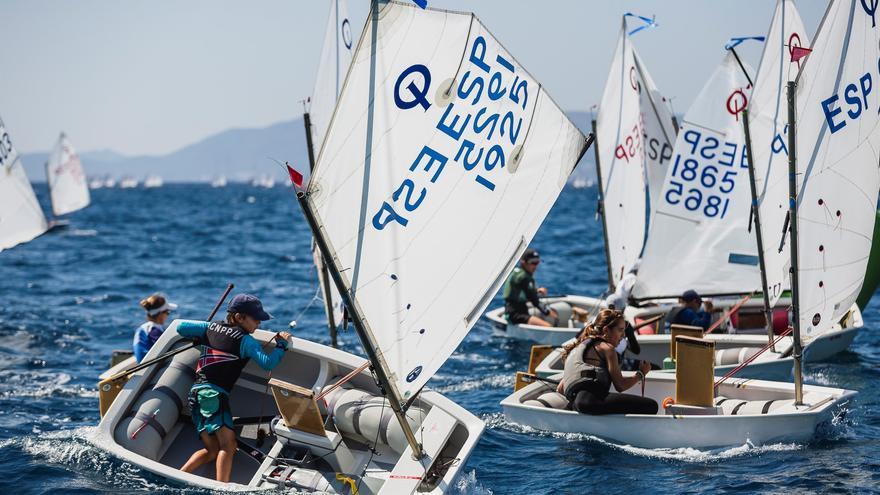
<box><xmin>501</xmin><ymin>373</ymin><xmax>855</xmax><ymax>449</ymax></box>
<box><xmin>95</xmin><ymin>320</ymin><xmax>484</xmax><ymax>494</ymax></box>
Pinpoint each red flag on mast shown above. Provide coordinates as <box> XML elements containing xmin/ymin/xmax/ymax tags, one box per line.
<box><xmin>286</xmin><ymin>162</ymin><xmax>303</xmax><ymax>188</ymax></box>
<box><xmin>791</xmin><ymin>46</ymin><xmax>812</xmax><ymax>63</ymax></box>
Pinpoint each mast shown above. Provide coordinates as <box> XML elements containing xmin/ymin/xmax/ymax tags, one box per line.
<box><xmin>785</xmin><ymin>80</ymin><xmax>804</xmax><ymax>405</ymax></box>
<box><xmin>303</xmin><ymin>110</ymin><xmax>338</xmax><ymax>348</ymax></box>
<box><xmin>299</xmin><ymin>0</ymin><xmax>424</xmax><ymax>459</ymax></box>
<box><xmin>741</xmin><ymin>109</ymin><xmax>776</xmax><ymax>350</ymax></box>
<box><xmin>592</xmin><ymin>118</ymin><xmax>615</xmax><ymax>292</ymax></box>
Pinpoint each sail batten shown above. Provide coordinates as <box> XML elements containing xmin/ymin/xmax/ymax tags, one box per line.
<box><xmin>306</xmin><ymin>1</ymin><xmax>589</xmax><ymax>398</ymax></box>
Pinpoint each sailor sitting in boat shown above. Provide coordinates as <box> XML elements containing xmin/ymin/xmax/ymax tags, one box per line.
<box><xmin>664</xmin><ymin>289</ymin><xmax>714</xmax><ymax>332</ymax></box>
<box><xmin>502</xmin><ymin>248</ymin><xmax>558</xmax><ymax>327</ymax></box>
<box><xmin>133</xmin><ymin>293</ymin><xmax>178</xmax><ymax>363</ymax></box>
<box><xmin>176</xmin><ymin>294</ymin><xmax>290</xmax><ymax>482</ymax></box>
<box><xmin>604</xmin><ymin>260</ymin><xmax>639</xmax><ymax>311</ymax></box>
<box><xmin>556</xmin><ymin>309</ymin><xmax>657</xmax><ymax>415</ymax></box>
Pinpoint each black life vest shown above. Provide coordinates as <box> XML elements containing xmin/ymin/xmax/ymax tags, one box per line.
<box><xmin>194</xmin><ymin>321</ymin><xmax>250</xmax><ymax>393</ymax></box>
<box><xmin>562</xmin><ymin>337</ymin><xmax>612</xmax><ymax>400</ymax></box>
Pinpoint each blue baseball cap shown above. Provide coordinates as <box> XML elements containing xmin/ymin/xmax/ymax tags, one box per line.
<box><xmin>227</xmin><ymin>294</ymin><xmax>273</xmax><ymax>321</ymax></box>
<box><xmin>681</xmin><ymin>289</ymin><xmax>702</xmax><ymax>303</ymax></box>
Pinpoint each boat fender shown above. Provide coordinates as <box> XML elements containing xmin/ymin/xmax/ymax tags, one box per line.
<box><xmin>661</xmin><ymin>396</ymin><xmax>675</xmax><ymax>409</ymax></box>
<box><xmin>322</xmin><ymin>381</ymin><xmax>426</xmax><ymax>454</ymax></box>
<box><xmin>523</xmin><ymin>391</ymin><xmax>568</xmax><ymax>409</ymax></box>
<box><xmin>113</xmin><ymin>347</ymin><xmax>199</xmax><ymax>459</ymax></box>
<box><xmin>548</xmin><ymin>301</ymin><xmax>573</xmax><ymax>326</ymax></box>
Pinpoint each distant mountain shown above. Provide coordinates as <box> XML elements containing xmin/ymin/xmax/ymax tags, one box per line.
<box><xmin>21</xmin><ymin>112</ymin><xmax>598</xmax><ymax>183</ymax></box>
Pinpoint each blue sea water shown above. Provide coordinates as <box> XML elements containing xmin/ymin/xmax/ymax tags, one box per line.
<box><xmin>0</xmin><ymin>184</ymin><xmax>878</xmax><ymax>494</ymax></box>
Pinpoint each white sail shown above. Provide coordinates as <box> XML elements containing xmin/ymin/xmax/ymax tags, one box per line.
<box><xmin>634</xmin><ymin>51</ymin><xmax>760</xmax><ymax>299</ymax></box>
<box><xmin>0</xmin><ymin>115</ymin><xmax>48</xmax><ymax>252</ymax></box>
<box><xmin>46</xmin><ymin>133</ymin><xmax>90</xmax><ymax>216</ymax></box>
<box><xmin>791</xmin><ymin>0</ymin><xmax>880</xmax><ymax>339</ymax></box>
<box><xmin>310</xmin><ymin>0</ymin><xmax>355</xmax><ymax>155</ymax></box>
<box><xmin>633</xmin><ymin>49</ymin><xmax>678</xmax><ymax>226</ymax></box>
<box><xmin>307</xmin><ymin>1</ymin><xmax>589</xmax><ymax>399</ymax></box>
<box><xmin>595</xmin><ymin>25</ymin><xmax>648</xmax><ymax>287</ymax></box>
<box><xmin>595</xmin><ymin>24</ymin><xmax>678</xmax><ymax>287</ymax></box>
<box><xmin>749</xmin><ymin>0</ymin><xmax>809</xmax><ymax>307</ymax></box>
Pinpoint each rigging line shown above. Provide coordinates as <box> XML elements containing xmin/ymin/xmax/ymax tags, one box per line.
<box><xmin>728</xmin><ymin>46</ymin><xmax>755</xmax><ymax>88</ymax></box>
<box><xmin>357</xmin><ymin>392</ymin><xmax>387</xmax><ymax>493</ymax></box>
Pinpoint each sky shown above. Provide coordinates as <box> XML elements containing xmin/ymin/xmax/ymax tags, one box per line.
<box><xmin>0</xmin><ymin>0</ymin><xmax>828</xmax><ymax>156</ymax></box>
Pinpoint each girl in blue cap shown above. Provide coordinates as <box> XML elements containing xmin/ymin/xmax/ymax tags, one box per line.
<box><xmin>176</xmin><ymin>294</ymin><xmax>290</xmax><ymax>482</ymax></box>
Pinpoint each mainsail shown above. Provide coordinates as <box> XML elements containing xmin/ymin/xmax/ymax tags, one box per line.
<box><xmin>304</xmin><ymin>1</ymin><xmax>590</xmax><ymax>399</ymax></box>
<box><xmin>308</xmin><ymin>0</ymin><xmax>355</xmax><ymax>335</ymax></box>
<box><xmin>790</xmin><ymin>0</ymin><xmax>880</xmax><ymax>340</ymax></box>
<box><xmin>634</xmin><ymin>51</ymin><xmax>760</xmax><ymax>299</ymax></box>
<box><xmin>46</xmin><ymin>133</ymin><xmax>91</xmax><ymax>216</ymax></box>
<box><xmin>0</xmin><ymin>115</ymin><xmax>49</xmax><ymax>252</ymax></box>
<box><xmin>748</xmin><ymin>0</ymin><xmax>809</xmax><ymax>308</ymax></box>
<box><xmin>309</xmin><ymin>0</ymin><xmax>355</xmax><ymax>158</ymax></box>
<box><xmin>595</xmin><ymin>20</ymin><xmax>677</xmax><ymax>288</ymax></box>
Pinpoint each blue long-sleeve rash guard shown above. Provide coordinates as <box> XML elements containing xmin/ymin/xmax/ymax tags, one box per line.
<box><xmin>177</xmin><ymin>321</ymin><xmax>286</xmax><ymax>380</ymax></box>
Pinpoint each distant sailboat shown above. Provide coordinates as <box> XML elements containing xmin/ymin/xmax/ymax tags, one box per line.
<box><xmin>46</xmin><ymin>132</ymin><xmax>90</xmax><ymax>218</ymax></box>
<box><xmin>210</xmin><ymin>175</ymin><xmax>227</xmax><ymax>188</ymax></box>
<box><xmin>104</xmin><ymin>176</ymin><xmax>117</xmax><ymax>188</ymax></box>
<box><xmin>119</xmin><ymin>176</ymin><xmax>138</xmax><ymax>189</ymax></box>
<box><xmin>143</xmin><ymin>175</ymin><xmax>163</xmax><ymax>188</ymax></box>
<box><xmin>88</xmin><ymin>177</ymin><xmax>104</xmax><ymax>190</ymax></box>
<box><xmin>0</xmin><ymin>114</ymin><xmax>49</xmax><ymax>252</ymax></box>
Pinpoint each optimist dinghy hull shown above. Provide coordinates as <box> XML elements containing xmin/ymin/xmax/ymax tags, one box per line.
<box><xmin>533</xmin><ymin>303</ymin><xmax>863</xmax><ymax>381</ymax></box>
<box><xmin>94</xmin><ymin>320</ymin><xmax>483</xmax><ymax>495</ymax></box>
<box><xmin>501</xmin><ymin>373</ymin><xmax>855</xmax><ymax>450</ymax></box>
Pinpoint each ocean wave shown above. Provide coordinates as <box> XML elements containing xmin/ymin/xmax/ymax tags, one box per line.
<box><xmin>432</xmin><ymin>374</ymin><xmax>513</xmax><ymax>394</ymax></box>
<box><xmin>0</xmin><ymin>370</ymin><xmax>97</xmax><ymax>399</ymax></box>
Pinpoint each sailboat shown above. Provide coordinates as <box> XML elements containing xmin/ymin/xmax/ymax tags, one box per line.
<box><xmin>94</xmin><ymin>1</ymin><xmax>590</xmax><ymax>491</ymax></box>
<box><xmin>45</xmin><ymin>132</ymin><xmax>91</xmax><ymax>228</ymax></box>
<box><xmin>503</xmin><ymin>0</ymin><xmax>873</xmax><ymax>450</ymax></box>
<box><xmin>89</xmin><ymin>177</ymin><xmax>105</xmax><ymax>190</ymax></box>
<box><xmin>144</xmin><ymin>175</ymin><xmax>164</xmax><ymax>188</ymax></box>
<box><xmin>485</xmin><ymin>13</ymin><xmax>677</xmax><ymax>344</ymax></box>
<box><xmin>303</xmin><ymin>0</ymin><xmax>355</xmax><ymax>348</ymax></box>
<box><xmin>104</xmin><ymin>175</ymin><xmax>117</xmax><ymax>188</ymax></box>
<box><xmin>0</xmin><ymin>114</ymin><xmax>49</xmax><ymax>252</ymax></box>
<box><xmin>533</xmin><ymin>1</ymin><xmax>862</xmax><ymax>382</ymax></box>
<box><xmin>210</xmin><ymin>175</ymin><xmax>227</xmax><ymax>188</ymax></box>
<box><xmin>119</xmin><ymin>176</ymin><xmax>139</xmax><ymax>189</ymax></box>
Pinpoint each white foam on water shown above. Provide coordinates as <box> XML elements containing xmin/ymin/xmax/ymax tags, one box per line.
<box><xmin>69</xmin><ymin>229</ymin><xmax>98</xmax><ymax>237</ymax></box>
<box><xmin>453</xmin><ymin>469</ymin><xmax>494</xmax><ymax>495</ymax></box>
<box><xmin>483</xmin><ymin>412</ymin><xmax>805</xmax><ymax>463</ymax></box>
<box><xmin>0</xmin><ymin>370</ymin><xmax>97</xmax><ymax>399</ymax></box>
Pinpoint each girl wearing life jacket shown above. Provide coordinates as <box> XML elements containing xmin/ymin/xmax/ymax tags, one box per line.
<box><xmin>133</xmin><ymin>293</ymin><xmax>178</xmax><ymax>362</ymax></box>
<box><xmin>558</xmin><ymin>309</ymin><xmax>658</xmax><ymax>415</ymax></box>
<box><xmin>177</xmin><ymin>294</ymin><xmax>290</xmax><ymax>483</ymax></box>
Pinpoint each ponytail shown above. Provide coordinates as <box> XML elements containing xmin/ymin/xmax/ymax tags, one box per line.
<box><xmin>561</xmin><ymin>309</ymin><xmax>624</xmax><ymax>358</ymax></box>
